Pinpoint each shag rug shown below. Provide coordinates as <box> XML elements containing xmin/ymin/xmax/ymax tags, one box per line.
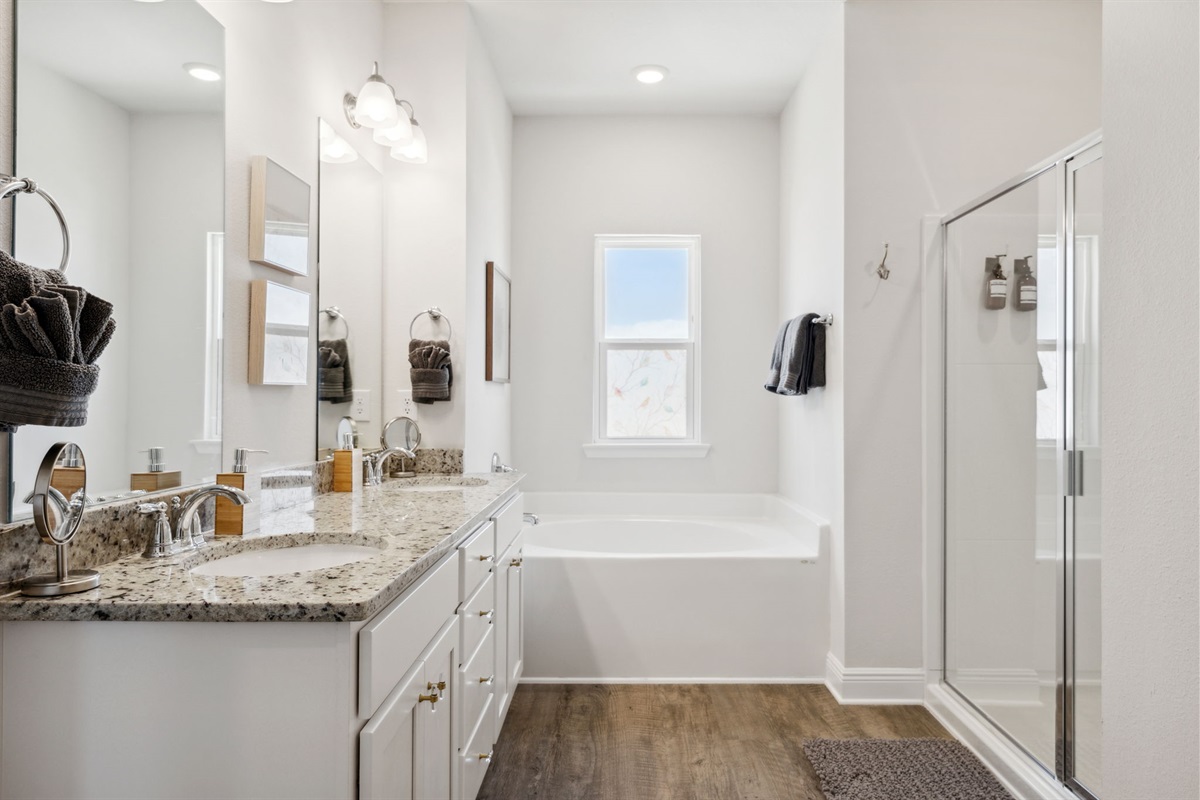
<box><xmin>802</xmin><ymin>738</ymin><xmax>1014</xmax><ymax>800</ymax></box>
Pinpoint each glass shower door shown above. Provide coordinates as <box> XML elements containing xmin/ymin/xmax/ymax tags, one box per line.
<box><xmin>1065</xmin><ymin>147</ymin><xmax>1102</xmax><ymax>799</ymax></box>
<box><xmin>943</xmin><ymin>168</ymin><xmax>1061</xmax><ymax>771</ymax></box>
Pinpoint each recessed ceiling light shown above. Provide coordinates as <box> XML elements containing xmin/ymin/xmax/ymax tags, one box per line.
<box><xmin>183</xmin><ymin>62</ymin><xmax>222</xmax><ymax>82</ymax></box>
<box><xmin>633</xmin><ymin>65</ymin><xmax>669</xmax><ymax>85</ymax></box>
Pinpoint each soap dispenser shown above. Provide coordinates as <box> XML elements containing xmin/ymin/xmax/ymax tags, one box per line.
<box><xmin>130</xmin><ymin>447</ymin><xmax>182</xmax><ymax>492</ymax></box>
<box><xmin>214</xmin><ymin>448</ymin><xmax>266</xmax><ymax>536</ymax></box>
<box><xmin>332</xmin><ymin>416</ymin><xmax>363</xmax><ymax>493</ymax></box>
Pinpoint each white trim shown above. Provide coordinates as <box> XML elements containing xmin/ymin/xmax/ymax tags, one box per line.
<box><xmin>926</xmin><ymin>683</ymin><xmax>1077</xmax><ymax>800</ymax></box>
<box><xmin>824</xmin><ymin>652</ymin><xmax>925</xmax><ymax>705</ymax></box>
<box><xmin>582</xmin><ymin>443</ymin><xmax>711</xmax><ymax>459</ymax></box>
<box><xmin>520</xmin><ymin>676</ymin><xmax>826</xmax><ymax>685</ymax></box>
<box><xmin>593</xmin><ymin>235</ymin><xmax>701</xmax><ymax>444</ymax></box>
<box><xmin>947</xmin><ymin>668</ymin><xmax>1043</xmax><ymax>705</ymax></box>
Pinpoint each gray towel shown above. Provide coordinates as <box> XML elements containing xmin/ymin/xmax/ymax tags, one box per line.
<box><xmin>770</xmin><ymin>313</ymin><xmax>826</xmax><ymax>396</ymax></box>
<box><xmin>409</xmin><ymin>338</ymin><xmax>452</xmax><ymax>403</ymax></box>
<box><xmin>765</xmin><ymin>318</ymin><xmax>796</xmax><ymax>392</ymax></box>
<box><xmin>0</xmin><ymin>250</ymin><xmax>115</xmax><ymax>429</ymax></box>
<box><xmin>318</xmin><ymin>339</ymin><xmax>351</xmax><ymax>403</ymax></box>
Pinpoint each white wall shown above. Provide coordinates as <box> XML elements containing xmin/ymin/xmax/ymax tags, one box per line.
<box><xmin>778</xmin><ymin>10</ymin><xmax>845</xmax><ymax>659</ymax></box>
<box><xmin>843</xmin><ymin>0</ymin><xmax>1100</xmax><ymax>670</ymax></box>
<box><xmin>511</xmin><ymin>116</ymin><xmax>780</xmax><ymax>493</ymax></box>
<box><xmin>1100</xmin><ymin>1</ymin><xmax>1199</xmax><ymax>795</ymax></box>
<box><xmin>11</xmin><ymin>59</ymin><xmax>132</xmax><ymax>503</ymax></box>
<box><xmin>127</xmin><ymin>113</ymin><xmax>224</xmax><ymax>483</ymax></box>
<box><xmin>464</xmin><ymin>15</ymin><xmax>514</xmax><ymax>472</ymax></box>
<box><xmin>199</xmin><ymin>0</ymin><xmax>384</xmax><ymax>471</ymax></box>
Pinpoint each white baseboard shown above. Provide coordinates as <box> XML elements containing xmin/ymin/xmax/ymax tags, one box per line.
<box><xmin>948</xmin><ymin>668</ymin><xmax>1044</xmax><ymax>705</ymax></box>
<box><xmin>926</xmin><ymin>683</ymin><xmax>1076</xmax><ymax>800</ymax></box>
<box><xmin>824</xmin><ymin>652</ymin><xmax>925</xmax><ymax>705</ymax></box>
<box><xmin>520</xmin><ymin>676</ymin><xmax>827</xmax><ymax>685</ymax></box>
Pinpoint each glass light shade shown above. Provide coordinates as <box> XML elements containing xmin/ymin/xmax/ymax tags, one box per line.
<box><xmin>373</xmin><ymin>114</ymin><xmax>413</xmax><ymax>147</ymax></box>
<box><xmin>320</xmin><ymin>135</ymin><xmax>358</xmax><ymax>164</ymax></box>
<box><xmin>353</xmin><ymin>77</ymin><xmax>399</xmax><ymax>129</ymax></box>
<box><xmin>390</xmin><ymin>123</ymin><xmax>427</xmax><ymax>164</ymax></box>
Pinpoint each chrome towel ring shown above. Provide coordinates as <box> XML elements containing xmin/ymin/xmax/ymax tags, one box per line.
<box><xmin>409</xmin><ymin>307</ymin><xmax>453</xmax><ymax>340</ymax></box>
<box><xmin>0</xmin><ymin>175</ymin><xmax>70</xmax><ymax>273</ymax></box>
<box><xmin>320</xmin><ymin>306</ymin><xmax>350</xmax><ymax>339</ymax></box>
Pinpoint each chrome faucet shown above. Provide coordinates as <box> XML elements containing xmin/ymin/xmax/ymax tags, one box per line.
<box><xmin>491</xmin><ymin>452</ymin><xmax>515</xmax><ymax>473</ymax></box>
<box><xmin>137</xmin><ymin>485</ymin><xmax>251</xmax><ymax>558</ymax></box>
<box><xmin>365</xmin><ymin>446</ymin><xmax>416</xmax><ymax>486</ymax></box>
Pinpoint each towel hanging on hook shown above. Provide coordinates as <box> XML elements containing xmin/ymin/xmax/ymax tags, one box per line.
<box><xmin>876</xmin><ymin>243</ymin><xmax>890</xmax><ymax>280</ymax></box>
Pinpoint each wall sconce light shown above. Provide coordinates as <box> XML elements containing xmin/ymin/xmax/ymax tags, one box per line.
<box><xmin>319</xmin><ymin>119</ymin><xmax>358</xmax><ymax>164</ymax></box>
<box><xmin>343</xmin><ymin>63</ymin><xmax>428</xmax><ymax>164</ymax></box>
<box><xmin>344</xmin><ymin>62</ymin><xmax>399</xmax><ymax>130</ymax></box>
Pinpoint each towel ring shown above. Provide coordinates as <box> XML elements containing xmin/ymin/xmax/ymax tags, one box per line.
<box><xmin>409</xmin><ymin>307</ymin><xmax>453</xmax><ymax>340</ymax></box>
<box><xmin>320</xmin><ymin>306</ymin><xmax>350</xmax><ymax>339</ymax></box>
<box><xmin>0</xmin><ymin>176</ymin><xmax>70</xmax><ymax>273</ymax></box>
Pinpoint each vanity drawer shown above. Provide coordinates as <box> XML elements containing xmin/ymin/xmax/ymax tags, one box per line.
<box><xmin>492</xmin><ymin>494</ymin><xmax>524</xmax><ymax>557</ymax></box>
<box><xmin>358</xmin><ymin>550</ymin><xmax>458</xmax><ymax>719</ymax></box>
<box><xmin>458</xmin><ymin>625</ymin><xmax>495</xmax><ymax>752</ymax></box>
<box><xmin>461</xmin><ymin>694</ymin><xmax>496</xmax><ymax>800</ymax></box>
<box><xmin>459</xmin><ymin>521</ymin><xmax>495</xmax><ymax>602</ymax></box>
<box><xmin>459</xmin><ymin>572</ymin><xmax>495</xmax><ymax>667</ymax></box>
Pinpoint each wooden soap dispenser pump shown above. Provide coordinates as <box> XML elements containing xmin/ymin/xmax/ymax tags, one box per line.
<box><xmin>214</xmin><ymin>448</ymin><xmax>266</xmax><ymax>536</ymax></box>
<box><xmin>130</xmin><ymin>446</ymin><xmax>182</xmax><ymax>492</ymax></box>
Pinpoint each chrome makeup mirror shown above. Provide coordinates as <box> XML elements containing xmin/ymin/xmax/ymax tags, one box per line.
<box><xmin>20</xmin><ymin>442</ymin><xmax>99</xmax><ymax>596</ymax></box>
<box><xmin>336</xmin><ymin>416</ymin><xmax>360</xmax><ymax>450</ymax></box>
<box><xmin>382</xmin><ymin>416</ymin><xmax>420</xmax><ymax>478</ymax></box>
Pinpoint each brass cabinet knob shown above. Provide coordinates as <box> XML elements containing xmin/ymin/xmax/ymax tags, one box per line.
<box><xmin>418</xmin><ymin>693</ymin><xmax>439</xmax><ymax>704</ymax></box>
<box><xmin>509</xmin><ymin>558</ymin><xmax>523</xmax><ymax>568</ymax></box>
<box><xmin>478</xmin><ymin>609</ymin><xmax>494</xmax><ymax>619</ymax></box>
<box><xmin>478</xmin><ymin>675</ymin><xmax>494</xmax><ymax>684</ymax></box>
<box><xmin>477</xmin><ymin>751</ymin><xmax>494</xmax><ymax>762</ymax></box>
<box><xmin>426</xmin><ymin>680</ymin><xmax>446</xmax><ymax>692</ymax></box>
<box><xmin>478</xmin><ymin>554</ymin><xmax>493</xmax><ymax>562</ymax></box>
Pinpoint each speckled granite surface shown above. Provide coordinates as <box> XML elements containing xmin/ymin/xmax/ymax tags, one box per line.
<box><xmin>0</xmin><ymin>472</ymin><xmax>522</xmax><ymax>622</ymax></box>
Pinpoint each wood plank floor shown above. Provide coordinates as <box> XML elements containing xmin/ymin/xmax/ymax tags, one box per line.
<box><xmin>477</xmin><ymin>684</ymin><xmax>953</xmax><ymax>800</ymax></box>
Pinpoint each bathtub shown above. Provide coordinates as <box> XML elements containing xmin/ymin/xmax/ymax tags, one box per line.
<box><xmin>521</xmin><ymin>493</ymin><xmax>830</xmax><ymax>683</ymax></box>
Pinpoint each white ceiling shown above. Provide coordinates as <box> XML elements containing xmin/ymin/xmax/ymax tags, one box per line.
<box><xmin>466</xmin><ymin>0</ymin><xmax>842</xmax><ymax>116</ymax></box>
<box><xmin>18</xmin><ymin>0</ymin><xmax>223</xmax><ymax>114</ymax></box>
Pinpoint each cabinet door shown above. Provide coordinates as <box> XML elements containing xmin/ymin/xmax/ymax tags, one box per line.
<box><xmin>360</xmin><ymin>662</ymin><xmax>425</xmax><ymax>800</ymax></box>
<box><xmin>416</xmin><ymin>617</ymin><xmax>457</xmax><ymax>800</ymax></box>
<box><xmin>503</xmin><ymin>542</ymin><xmax>524</xmax><ymax>721</ymax></box>
<box><xmin>493</xmin><ymin>542</ymin><xmax>510</xmax><ymax>734</ymax></box>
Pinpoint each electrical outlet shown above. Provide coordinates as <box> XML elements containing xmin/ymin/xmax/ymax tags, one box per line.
<box><xmin>351</xmin><ymin>389</ymin><xmax>370</xmax><ymax>421</ymax></box>
<box><xmin>397</xmin><ymin>390</ymin><xmax>416</xmax><ymax>419</ymax></box>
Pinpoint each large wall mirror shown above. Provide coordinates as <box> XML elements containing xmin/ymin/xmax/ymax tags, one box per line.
<box><xmin>316</xmin><ymin>119</ymin><xmax>383</xmax><ymax>455</ymax></box>
<box><xmin>3</xmin><ymin>0</ymin><xmax>225</xmax><ymax>521</ymax></box>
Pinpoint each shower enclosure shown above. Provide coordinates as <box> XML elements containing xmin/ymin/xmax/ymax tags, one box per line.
<box><xmin>940</xmin><ymin>134</ymin><xmax>1102</xmax><ymax>800</ymax></box>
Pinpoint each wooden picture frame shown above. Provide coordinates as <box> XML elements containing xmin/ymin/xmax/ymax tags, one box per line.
<box><xmin>249</xmin><ymin>279</ymin><xmax>311</xmax><ymax>385</ymax></box>
<box><xmin>249</xmin><ymin>156</ymin><xmax>312</xmax><ymax>276</ymax></box>
<box><xmin>485</xmin><ymin>261</ymin><xmax>511</xmax><ymax>383</ymax></box>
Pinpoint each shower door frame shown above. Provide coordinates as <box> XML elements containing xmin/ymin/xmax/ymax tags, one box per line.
<box><xmin>937</xmin><ymin>131</ymin><xmax>1103</xmax><ymax>800</ymax></box>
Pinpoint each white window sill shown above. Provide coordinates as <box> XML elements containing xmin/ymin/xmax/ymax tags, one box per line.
<box><xmin>582</xmin><ymin>443</ymin><xmax>711</xmax><ymax>459</ymax></box>
<box><xmin>190</xmin><ymin>438</ymin><xmax>222</xmax><ymax>456</ymax></box>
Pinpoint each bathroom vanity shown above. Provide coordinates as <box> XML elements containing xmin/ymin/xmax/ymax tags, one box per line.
<box><xmin>0</xmin><ymin>474</ymin><xmax>525</xmax><ymax>800</ymax></box>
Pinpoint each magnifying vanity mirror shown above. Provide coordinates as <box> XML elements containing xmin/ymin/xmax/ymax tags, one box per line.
<box><xmin>382</xmin><ymin>416</ymin><xmax>421</xmax><ymax>478</ymax></box>
<box><xmin>19</xmin><ymin>442</ymin><xmax>99</xmax><ymax>596</ymax></box>
<box><xmin>2</xmin><ymin>0</ymin><xmax>226</xmax><ymax>522</ymax></box>
<box><xmin>316</xmin><ymin>118</ymin><xmax>384</xmax><ymax>458</ymax></box>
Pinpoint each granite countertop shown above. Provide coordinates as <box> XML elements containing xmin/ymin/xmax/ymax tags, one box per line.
<box><xmin>0</xmin><ymin>473</ymin><xmax>523</xmax><ymax>623</ymax></box>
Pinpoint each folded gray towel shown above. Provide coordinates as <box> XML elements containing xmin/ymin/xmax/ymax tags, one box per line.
<box><xmin>765</xmin><ymin>318</ymin><xmax>794</xmax><ymax>392</ymax></box>
<box><xmin>409</xmin><ymin>338</ymin><xmax>452</xmax><ymax>403</ymax></box>
<box><xmin>0</xmin><ymin>250</ymin><xmax>115</xmax><ymax>429</ymax></box>
<box><xmin>0</xmin><ymin>348</ymin><xmax>99</xmax><ymax>427</ymax></box>
<box><xmin>318</xmin><ymin>339</ymin><xmax>353</xmax><ymax>404</ymax></box>
<box><xmin>771</xmin><ymin>313</ymin><xmax>826</xmax><ymax>396</ymax></box>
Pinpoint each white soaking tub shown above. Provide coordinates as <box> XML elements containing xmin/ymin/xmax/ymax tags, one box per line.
<box><xmin>521</xmin><ymin>493</ymin><xmax>830</xmax><ymax>683</ymax></box>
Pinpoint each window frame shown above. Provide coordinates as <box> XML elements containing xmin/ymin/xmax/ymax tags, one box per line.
<box><xmin>592</xmin><ymin>234</ymin><xmax>702</xmax><ymax>447</ymax></box>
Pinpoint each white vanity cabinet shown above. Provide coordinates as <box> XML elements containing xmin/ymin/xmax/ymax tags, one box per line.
<box><xmin>0</xmin><ymin>488</ymin><xmax>527</xmax><ymax>800</ymax></box>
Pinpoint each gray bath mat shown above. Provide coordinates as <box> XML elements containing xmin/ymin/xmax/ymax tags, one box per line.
<box><xmin>802</xmin><ymin>738</ymin><xmax>1014</xmax><ymax>800</ymax></box>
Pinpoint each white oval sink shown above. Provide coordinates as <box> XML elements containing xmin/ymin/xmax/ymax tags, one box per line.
<box><xmin>190</xmin><ymin>544</ymin><xmax>382</xmax><ymax>578</ymax></box>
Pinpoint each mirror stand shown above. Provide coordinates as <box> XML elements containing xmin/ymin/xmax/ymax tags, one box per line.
<box><xmin>19</xmin><ymin>442</ymin><xmax>100</xmax><ymax>597</ymax></box>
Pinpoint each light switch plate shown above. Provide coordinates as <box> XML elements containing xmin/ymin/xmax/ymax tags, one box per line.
<box><xmin>397</xmin><ymin>390</ymin><xmax>416</xmax><ymax>419</ymax></box>
<box><xmin>351</xmin><ymin>389</ymin><xmax>370</xmax><ymax>421</ymax></box>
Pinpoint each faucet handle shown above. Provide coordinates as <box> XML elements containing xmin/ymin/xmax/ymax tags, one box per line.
<box><xmin>136</xmin><ymin>501</ymin><xmax>168</xmax><ymax>518</ymax></box>
<box><xmin>138</xmin><ymin>502</ymin><xmax>176</xmax><ymax>559</ymax></box>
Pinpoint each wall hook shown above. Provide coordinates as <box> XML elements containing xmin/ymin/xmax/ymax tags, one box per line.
<box><xmin>876</xmin><ymin>243</ymin><xmax>890</xmax><ymax>280</ymax></box>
